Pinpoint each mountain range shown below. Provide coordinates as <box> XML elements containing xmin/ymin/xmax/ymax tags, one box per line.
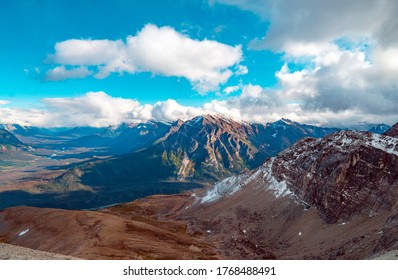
<box><xmin>0</xmin><ymin>119</ymin><xmax>397</xmax><ymax>259</ymax></box>
<box><xmin>0</xmin><ymin>115</ymin><xmax>342</xmax><ymax>209</ymax></box>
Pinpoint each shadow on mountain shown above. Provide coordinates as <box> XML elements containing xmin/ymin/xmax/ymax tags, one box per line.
<box><xmin>0</xmin><ymin>180</ymin><xmax>205</xmax><ymax>211</ymax></box>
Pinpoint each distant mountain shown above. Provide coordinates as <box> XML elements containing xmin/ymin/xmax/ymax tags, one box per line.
<box><xmin>157</xmin><ymin>115</ymin><xmax>261</xmax><ymax>181</ymax></box>
<box><xmin>68</xmin><ymin>116</ymin><xmax>339</xmax><ymax>185</ymax></box>
<box><xmin>250</xmin><ymin>118</ymin><xmax>339</xmax><ymax>157</ymax></box>
<box><xmin>368</xmin><ymin>124</ymin><xmax>391</xmax><ymax>134</ymax></box>
<box><xmin>0</xmin><ymin>124</ymin><xmax>64</xmax><ymax>138</ymax></box>
<box><xmin>0</xmin><ymin>128</ymin><xmax>25</xmax><ymax>149</ymax></box>
<box><xmin>11</xmin><ymin>115</ymin><xmax>338</xmax><ymax>210</ymax></box>
<box><xmin>67</xmin><ymin>121</ymin><xmax>172</xmax><ymax>154</ymax></box>
<box><xmin>384</xmin><ymin>122</ymin><xmax>398</xmax><ymax>138</ymax></box>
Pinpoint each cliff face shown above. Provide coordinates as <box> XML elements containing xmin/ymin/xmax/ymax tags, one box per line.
<box><xmin>272</xmin><ymin>131</ymin><xmax>398</xmax><ymax>223</ymax></box>
<box><xmin>384</xmin><ymin>122</ymin><xmax>398</xmax><ymax>138</ymax></box>
<box><xmin>181</xmin><ymin>130</ymin><xmax>398</xmax><ymax>259</ymax></box>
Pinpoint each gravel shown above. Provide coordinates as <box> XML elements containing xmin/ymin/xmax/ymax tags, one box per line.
<box><xmin>0</xmin><ymin>243</ymin><xmax>79</xmax><ymax>260</ymax></box>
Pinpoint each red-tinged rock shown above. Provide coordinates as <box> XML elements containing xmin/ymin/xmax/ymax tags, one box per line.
<box><xmin>272</xmin><ymin>131</ymin><xmax>398</xmax><ymax>223</ymax></box>
<box><xmin>384</xmin><ymin>122</ymin><xmax>398</xmax><ymax>138</ymax></box>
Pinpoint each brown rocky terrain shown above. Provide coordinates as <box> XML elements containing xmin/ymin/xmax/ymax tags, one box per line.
<box><xmin>384</xmin><ymin>122</ymin><xmax>398</xmax><ymax>138</ymax></box>
<box><xmin>180</xmin><ymin>130</ymin><xmax>398</xmax><ymax>259</ymax></box>
<box><xmin>0</xmin><ymin>194</ymin><xmax>220</xmax><ymax>260</ymax></box>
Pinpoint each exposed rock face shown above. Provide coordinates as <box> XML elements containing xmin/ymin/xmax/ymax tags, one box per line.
<box><xmin>384</xmin><ymin>122</ymin><xmax>398</xmax><ymax>138</ymax></box>
<box><xmin>159</xmin><ymin>115</ymin><xmax>262</xmax><ymax>181</ymax></box>
<box><xmin>272</xmin><ymin>131</ymin><xmax>398</xmax><ymax>223</ymax></box>
<box><xmin>181</xmin><ymin>130</ymin><xmax>398</xmax><ymax>259</ymax></box>
<box><xmin>250</xmin><ymin>118</ymin><xmax>339</xmax><ymax>157</ymax></box>
<box><xmin>66</xmin><ymin>115</ymin><xmax>338</xmax><ymax>185</ymax></box>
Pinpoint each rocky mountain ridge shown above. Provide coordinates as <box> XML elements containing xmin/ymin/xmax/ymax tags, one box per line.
<box><xmin>1</xmin><ymin>125</ymin><xmax>398</xmax><ymax>259</ymax></box>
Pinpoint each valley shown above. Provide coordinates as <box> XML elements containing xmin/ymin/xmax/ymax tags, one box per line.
<box><xmin>1</xmin><ymin>116</ymin><xmax>397</xmax><ymax>260</ymax></box>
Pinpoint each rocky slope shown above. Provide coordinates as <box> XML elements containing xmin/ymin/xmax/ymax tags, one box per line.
<box><xmin>384</xmin><ymin>122</ymin><xmax>398</xmax><ymax>138</ymax></box>
<box><xmin>0</xmin><ymin>128</ymin><xmax>25</xmax><ymax>149</ymax></box>
<box><xmin>0</xmin><ymin>197</ymin><xmax>220</xmax><ymax>260</ymax></box>
<box><xmin>29</xmin><ymin>115</ymin><xmax>337</xmax><ymax>209</ymax></box>
<box><xmin>178</xmin><ymin>130</ymin><xmax>398</xmax><ymax>259</ymax></box>
<box><xmin>158</xmin><ymin>115</ymin><xmax>262</xmax><ymax>181</ymax></box>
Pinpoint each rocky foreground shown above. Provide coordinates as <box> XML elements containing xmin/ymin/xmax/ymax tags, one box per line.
<box><xmin>0</xmin><ymin>243</ymin><xmax>78</xmax><ymax>260</ymax></box>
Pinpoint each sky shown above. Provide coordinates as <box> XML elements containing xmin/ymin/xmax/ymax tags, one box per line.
<box><xmin>1</xmin><ymin>0</ymin><xmax>398</xmax><ymax>127</ymax></box>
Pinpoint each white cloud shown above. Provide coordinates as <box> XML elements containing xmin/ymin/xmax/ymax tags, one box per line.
<box><xmin>212</xmin><ymin>0</ymin><xmax>398</xmax><ymax>125</ymax></box>
<box><xmin>215</xmin><ymin>0</ymin><xmax>391</xmax><ymax>50</ymax></box>
<box><xmin>51</xmin><ymin>39</ymin><xmax>126</xmax><ymax>65</ymax></box>
<box><xmin>46</xmin><ymin>24</ymin><xmax>246</xmax><ymax>93</ymax></box>
<box><xmin>45</xmin><ymin>66</ymin><xmax>93</xmax><ymax>81</ymax></box>
<box><xmin>1</xmin><ymin>89</ymin><xmax>397</xmax><ymax>128</ymax></box>
<box><xmin>223</xmin><ymin>85</ymin><xmax>240</xmax><ymax>95</ymax></box>
<box><xmin>151</xmin><ymin>99</ymin><xmax>202</xmax><ymax>122</ymax></box>
<box><xmin>235</xmin><ymin>65</ymin><xmax>248</xmax><ymax>75</ymax></box>
<box><xmin>41</xmin><ymin>92</ymin><xmax>152</xmax><ymax>127</ymax></box>
<box><xmin>0</xmin><ymin>100</ymin><xmax>10</xmax><ymax>106</ymax></box>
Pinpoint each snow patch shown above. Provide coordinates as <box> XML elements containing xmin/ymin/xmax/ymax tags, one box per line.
<box><xmin>18</xmin><ymin>229</ymin><xmax>29</xmax><ymax>236</ymax></box>
<box><xmin>261</xmin><ymin>158</ymin><xmax>292</xmax><ymax>198</ymax></box>
<box><xmin>200</xmin><ymin>158</ymin><xmax>293</xmax><ymax>204</ymax></box>
<box><xmin>369</xmin><ymin>134</ymin><xmax>398</xmax><ymax>156</ymax></box>
<box><xmin>200</xmin><ymin>173</ymin><xmax>250</xmax><ymax>203</ymax></box>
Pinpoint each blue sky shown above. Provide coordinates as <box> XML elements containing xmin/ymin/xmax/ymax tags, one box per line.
<box><xmin>1</xmin><ymin>0</ymin><xmax>398</xmax><ymax>127</ymax></box>
<box><xmin>0</xmin><ymin>0</ymin><xmax>278</xmax><ymax>105</ymax></box>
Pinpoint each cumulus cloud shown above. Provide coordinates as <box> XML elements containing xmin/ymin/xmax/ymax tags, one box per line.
<box><xmin>45</xmin><ymin>24</ymin><xmax>246</xmax><ymax>93</ymax></box>
<box><xmin>1</xmin><ymin>89</ymin><xmax>397</xmax><ymax>128</ymax></box>
<box><xmin>0</xmin><ymin>92</ymin><xmax>209</xmax><ymax>127</ymax></box>
<box><xmin>40</xmin><ymin>92</ymin><xmax>153</xmax><ymax>127</ymax></box>
<box><xmin>214</xmin><ymin>0</ymin><xmax>392</xmax><ymax>50</ymax></box>
<box><xmin>44</xmin><ymin>66</ymin><xmax>93</xmax><ymax>81</ymax></box>
<box><xmin>0</xmin><ymin>100</ymin><xmax>10</xmax><ymax>106</ymax></box>
<box><xmin>151</xmin><ymin>99</ymin><xmax>202</xmax><ymax>122</ymax></box>
<box><xmin>211</xmin><ymin>0</ymin><xmax>398</xmax><ymax>125</ymax></box>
